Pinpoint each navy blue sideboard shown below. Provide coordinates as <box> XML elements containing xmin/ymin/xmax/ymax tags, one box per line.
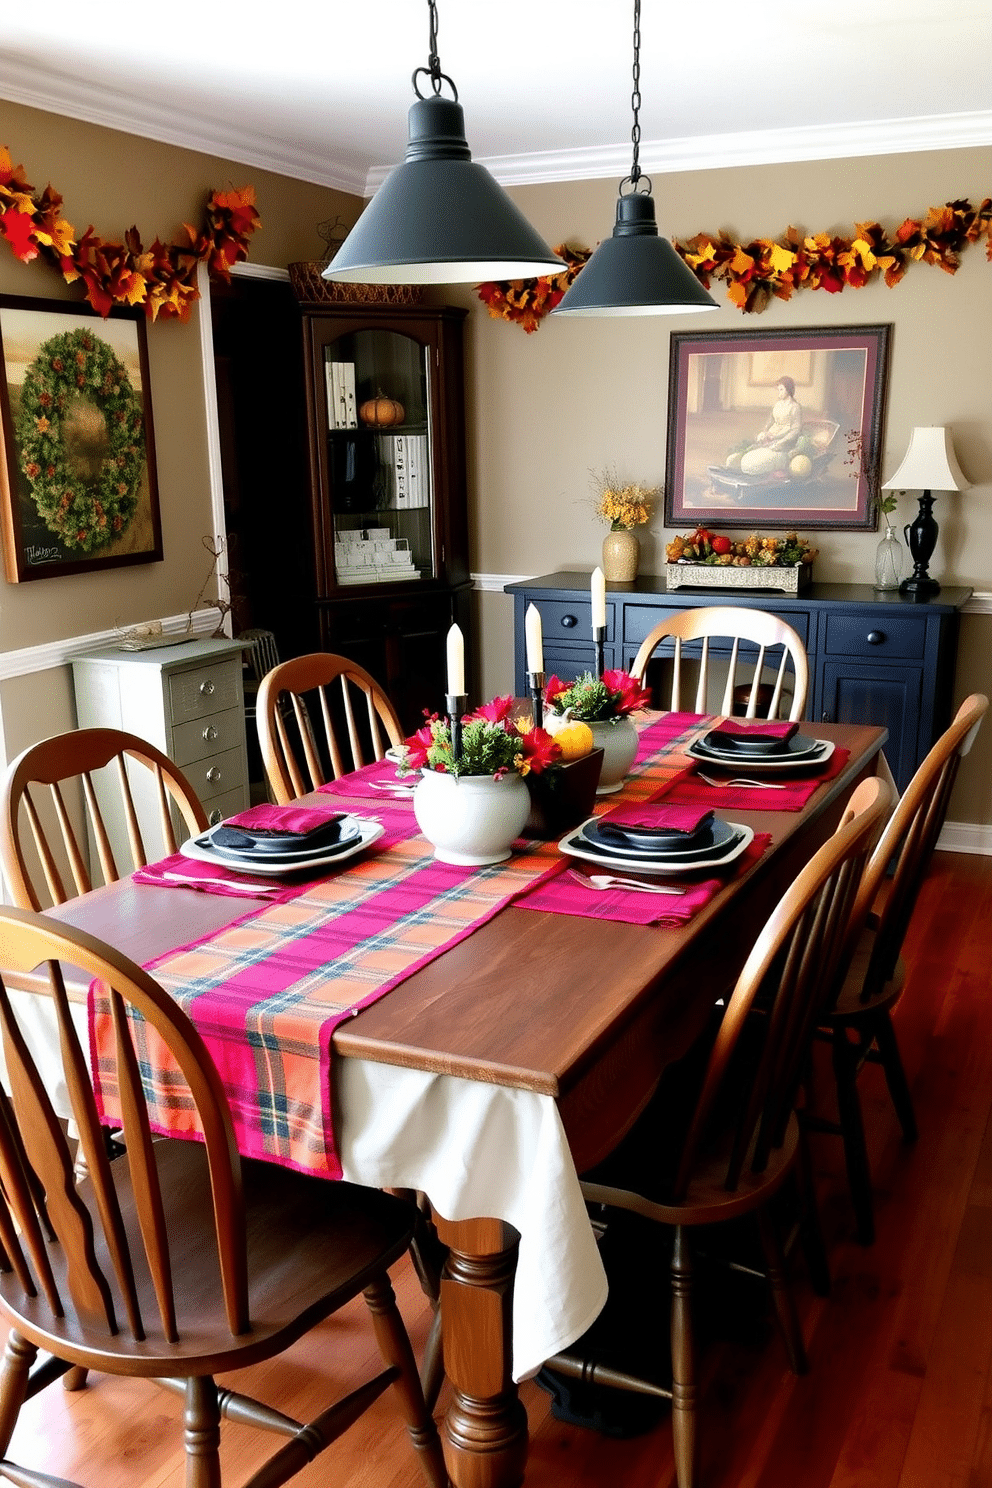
<box><xmin>505</xmin><ymin>572</ymin><xmax>972</xmax><ymax>791</ymax></box>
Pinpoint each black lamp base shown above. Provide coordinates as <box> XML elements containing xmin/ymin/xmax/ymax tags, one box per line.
<box><xmin>899</xmin><ymin>491</ymin><xmax>940</xmax><ymax>599</ymax></box>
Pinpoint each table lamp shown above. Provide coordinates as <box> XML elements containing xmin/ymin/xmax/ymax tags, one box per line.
<box><xmin>882</xmin><ymin>426</ymin><xmax>969</xmax><ymax>597</ymax></box>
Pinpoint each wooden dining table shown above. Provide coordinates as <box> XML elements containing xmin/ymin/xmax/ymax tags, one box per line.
<box><xmin>10</xmin><ymin>717</ymin><xmax>887</xmax><ymax>1488</ymax></box>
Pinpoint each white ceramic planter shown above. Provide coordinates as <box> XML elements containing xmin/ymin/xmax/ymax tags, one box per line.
<box><xmin>413</xmin><ymin>769</ymin><xmax>531</xmax><ymax>865</ymax></box>
<box><xmin>587</xmin><ymin>718</ymin><xmax>639</xmax><ymax>794</ymax></box>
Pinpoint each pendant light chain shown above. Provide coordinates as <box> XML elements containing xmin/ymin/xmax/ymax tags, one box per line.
<box><xmin>427</xmin><ymin>0</ymin><xmax>442</xmax><ymax>93</ymax></box>
<box><xmin>629</xmin><ymin>0</ymin><xmax>642</xmax><ymax>187</ymax></box>
<box><xmin>413</xmin><ymin>0</ymin><xmax>457</xmax><ymax>101</ymax></box>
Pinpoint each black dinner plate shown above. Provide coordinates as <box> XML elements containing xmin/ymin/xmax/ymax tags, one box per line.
<box><xmin>700</xmin><ymin>730</ymin><xmax>824</xmax><ymax>761</ymax></box>
<box><xmin>580</xmin><ymin>817</ymin><xmax>739</xmax><ymax>860</ymax></box>
<box><xmin>198</xmin><ymin>816</ymin><xmax>362</xmax><ymax>864</ymax></box>
<box><xmin>211</xmin><ymin>814</ymin><xmax>355</xmax><ymax>855</ymax></box>
<box><xmin>591</xmin><ymin>812</ymin><xmax>716</xmax><ymax>854</ymax></box>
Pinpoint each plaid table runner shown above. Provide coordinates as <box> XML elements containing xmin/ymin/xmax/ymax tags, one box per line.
<box><xmin>90</xmin><ymin>711</ymin><xmax>710</xmax><ymax>1179</ymax></box>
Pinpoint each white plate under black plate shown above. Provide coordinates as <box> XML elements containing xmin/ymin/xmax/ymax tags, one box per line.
<box><xmin>581</xmin><ymin>817</ymin><xmax>736</xmax><ymax>860</ymax></box>
<box><xmin>687</xmin><ymin>737</ymin><xmax>834</xmax><ymax>772</ymax></box>
<box><xmin>210</xmin><ymin>815</ymin><xmax>360</xmax><ymax>856</ymax></box>
<box><xmin>180</xmin><ymin>818</ymin><xmax>384</xmax><ymax>876</ymax></box>
<box><xmin>560</xmin><ymin>819</ymin><xmax>754</xmax><ymax>876</ymax></box>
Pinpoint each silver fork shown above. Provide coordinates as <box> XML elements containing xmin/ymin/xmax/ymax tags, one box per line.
<box><xmin>567</xmin><ymin>868</ymin><xmax>685</xmax><ymax>896</ymax></box>
<box><xmin>695</xmin><ymin>771</ymin><xmax>786</xmax><ymax>790</ymax></box>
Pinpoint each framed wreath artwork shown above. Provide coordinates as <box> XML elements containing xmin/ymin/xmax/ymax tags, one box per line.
<box><xmin>664</xmin><ymin>324</ymin><xmax>891</xmax><ymax>531</ymax></box>
<box><xmin>0</xmin><ymin>295</ymin><xmax>162</xmax><ymax>582</ymax></box>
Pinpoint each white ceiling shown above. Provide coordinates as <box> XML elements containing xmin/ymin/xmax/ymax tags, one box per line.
<box><xmin>2</xmin><ymin>1</ymin><xmax>990</xmax><ymax>195</ymax></box>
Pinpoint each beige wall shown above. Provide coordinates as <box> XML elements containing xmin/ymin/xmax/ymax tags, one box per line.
<box><xmin>457</xmin><ymin>148</ymin><xmax>992</xmax><ymax>826</ymax></box>
<box><xmin>0</xmin><ymin>102</ymin><xmax>988</xmax><ymax>828</ymax></box>
<box><xmin>0</xmin><ymin>100</ymin><xmax>359</xmax><ymax>752</ymax></box>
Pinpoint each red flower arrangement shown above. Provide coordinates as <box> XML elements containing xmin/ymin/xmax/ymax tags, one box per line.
<box><xmin>402</xmin><ymin>697</ymin><xmax>561</xmax><ymax>779</ymax></box>
<box><xmin>544</xmin><ymin>670</ymin><xmax>651</xmax><ymax>722</ymax></box>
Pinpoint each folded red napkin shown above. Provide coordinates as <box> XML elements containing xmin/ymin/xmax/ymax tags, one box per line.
<box><xmin>515</xmin><ymin>835</ymin><xmax>771</xmax><ymax>927</ymax></box>
<box><xmin>709</xmin><ymin>718</ymin><xmax>799</xmax><ymax>741</ymax></box>
<box><xmin>224</xmin><ymin>802</ymin><xmax>347</xmax><ymax>835</ymax></box>
<box><xmin>132</xmin><ymin>852</ymin><xmax>304</xmax><ymax>901</ymax></box>
<box><xmin>601</xmin><ymin>801</ymin><xmax>714</xmax><ymax>834</ymax></box>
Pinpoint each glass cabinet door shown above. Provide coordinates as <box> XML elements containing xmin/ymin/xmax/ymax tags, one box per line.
<box><xmin>322</xmin><ymin>328</ymin><xmax>435</xmax><ymax>587</ymax></box>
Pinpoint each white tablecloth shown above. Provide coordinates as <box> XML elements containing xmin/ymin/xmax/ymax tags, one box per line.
<box><xmin>337</xmin><ymin>1059</ymin><xmax>608</xmax><ymax>1381</ymax></box>
<box><xmin>6</xmin><ymin>994</ymin><xmax>607</xmax><ymax>1383</ymax></box>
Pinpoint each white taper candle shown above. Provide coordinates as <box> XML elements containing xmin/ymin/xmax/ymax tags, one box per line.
<box><xmin>525</xmin><ymin>604</ymin><xmax>544</xmax><ymax>673</ymax></box>
<box><xmin>446</xmin><ymin>623</ymin><xmax>465</xmax><ymax>696</ymax></box>
<box><xmin>591</xmin><ymin>567</ymin><xmax>607</xmax><ymax>630</ymax></box>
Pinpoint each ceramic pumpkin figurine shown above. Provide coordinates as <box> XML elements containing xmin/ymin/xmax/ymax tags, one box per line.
<box><xmin>359</xmin><ymin>390</ymin><xmax>405</xmax><ymax>428</ymax></box>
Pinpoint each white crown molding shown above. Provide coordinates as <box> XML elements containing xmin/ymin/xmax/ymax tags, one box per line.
<box><xmin>231</xmin><ymin>262</ymin><xmax>291</xmax><ymax>282</ymax></box>
<box><xmin>0</xmin><ymin>609</ymin><xmax>225</xmax><ymax>683</ymax></box>
<box><xmin>3</xmin><ymin>53</ymin><xmax>989</xmax><ymax>196</ymax></box>
<box><xmin>367</xmin><ymin>110</ymin><xmax>992</xmax><ymax>192</ymax></box>
<box><xmin>0</xmin><ymin>63</ymin><xmax>369</xmax><ymax>196</ymax></box>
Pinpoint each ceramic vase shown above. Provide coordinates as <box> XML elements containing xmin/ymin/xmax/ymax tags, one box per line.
<box><xmin>602</xmin><ymin>528</ymin><xmax>639</xmax><ymax>582</ymax></box>
<box><xmin>587</xmin><ymin>718</ymin><xmax>639</xmax><ymax>794</ymax></box>
<box><xmin>413</xmin><ymin>769</ymin><xmax>530</xmax><ymax>865</ymax></box>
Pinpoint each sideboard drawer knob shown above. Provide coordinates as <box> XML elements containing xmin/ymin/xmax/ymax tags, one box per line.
<box><xmin>560</xmin><ymin>614</ymin><xmax>577</xmax><ymax>628</ymax></box>
<box><xmin>208</xmin><ymin>809</ymin><xmax>223</xmax><ymax>826</ymax></box>
<box><xmin>199</xmin><ymin>679</ymin><xmax>216</xmax><ymax>697</ymax></box>
<box><xmin>202</xmin><ymin>725</ymin><xmax>218</xmax><ymax>742</ymax></box>
<box><xmin>866</xmin><ymin>630</ymin><xmax>886</xmax><ymax>646</ymax></box>
<box><xmin>205</xmin><ymin>766</ymin><xmax>222</xmax><ymax>784</ymax></box>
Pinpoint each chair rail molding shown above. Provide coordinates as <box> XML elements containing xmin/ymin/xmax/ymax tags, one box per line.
<box><xmin>0</xmin><ymin>608</ymin><xmax>225</xmax><ymax>682</ymax></box>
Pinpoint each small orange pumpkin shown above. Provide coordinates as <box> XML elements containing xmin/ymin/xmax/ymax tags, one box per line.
<box><xmin>358</xmin><ymin>390</ymin><xmax>405</xmax><ymax>428</ymax></box>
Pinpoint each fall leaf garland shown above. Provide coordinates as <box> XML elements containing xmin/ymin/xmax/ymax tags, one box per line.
<box><xmin>0</xmin><ymin>145</ymin><xmax>260</xmax><ymax>322</ymax></box>
<box><xmin>476</xmin><ymin>197</ymin><xmax>992</xmax><ymax>329</ymax></box>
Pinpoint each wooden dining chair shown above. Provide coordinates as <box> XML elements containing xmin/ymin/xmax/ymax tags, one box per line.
<box><xmin>547</xmin><ymin>773</ymin><xmax>892</xmax><ymax>1488</ymax></box>
<box><xmin>808</xmin><ymin>691</ymin><xmax>989</xmax><ymax>1244</ymax></box>
<box><xmin>0</xmin><ymin>906</ymin><xmax>448</xmax><ymax>1488</ymax></box>
<box><xmin>1</xmin><ymin>728</ymin><xmax>209</xmax><ymax>911</ymax></box>
<box><xmin>257</xmin><ymin>652</ymin><xmax>405</xmax><ymax>804</ymax></box>
<box><xmin>630</xmin><ymin>606</ymin><xmax>809</xmax><ymax>721</ymax></box>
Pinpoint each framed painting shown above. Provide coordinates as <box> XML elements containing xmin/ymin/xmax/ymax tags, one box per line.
<box><xmin>0</xmin><ymin>294</ymin><xmax>162</xmax><ymax>582</ymax></box>
<box><xmin>664</xmin><ymin>324</ymin><xmax>891</xmax><ymax>531</ymax></box>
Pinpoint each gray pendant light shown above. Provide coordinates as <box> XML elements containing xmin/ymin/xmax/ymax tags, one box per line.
<box><xmin>552</xmin><ymin>0</ymin><xmax>717</xmax><ymax>317</ymax></box>
<box><xmin>324</xmin><ymin>1</ymin><xmax>564</xmax><ymax>286</ymax></box>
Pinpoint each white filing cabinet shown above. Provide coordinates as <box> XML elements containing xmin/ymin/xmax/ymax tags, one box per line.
<box><xmin>71</xmin><ymin>638</ymin><xmax>250</xmax><ymax>842</ymax></box>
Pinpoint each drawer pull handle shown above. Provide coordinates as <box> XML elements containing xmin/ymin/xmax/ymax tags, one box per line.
<box><xmin>199</xmin><ymin>679</ymin><xmax>216</xmax><ymax>697</ymax></box>
<box><xmin>866</xmin><ymin>630</ymin><xmax>886</xmax><ymax>646</ymax></box>
<box><xmin>202</xmin><ymin>725</ymin><xmax>218</xmax><ymax>742</ymax></box>
<box><xmin>205</xmin><ymin>767</ymin><xmax>222</xmax><ymax>784</ymax></box>
<box><xmin>208</xmin><ymin>809</ymin><xmax>224</xmax><ymax>826</ymax></box>
<box><xmin>560</xmin><ymin>614</ymin><xmax>578</xmax><ymax>629</ymax></box>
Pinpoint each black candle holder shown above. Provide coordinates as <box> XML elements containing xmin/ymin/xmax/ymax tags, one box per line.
<box><xmin>445</xmin><ymin>692</ymin><xmax>467</xmax><ymax>760</ymax></box>
<box><xmin>593</xmin><ymin>625</ymin><xmax>606</xmax><ymax>679</ymax></box>
<box><xmin>527</xmin><ymin>670</ymin><xmax>545</xmax><ymax>727</ymax></box>
<box><xmin>900</xmin><ymin>491</ymin><xmax>941</xmax><ymax>597</ymax></box>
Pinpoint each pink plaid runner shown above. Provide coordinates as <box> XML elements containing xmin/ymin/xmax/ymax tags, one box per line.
<box><xmin>91</xmin><ymin>803</ymin><xmax>561</xmax><ymax>1178</ymax></box>
<box><xmin>90</xmin><ymin>710</ymin><xmax>710</xmax><ymax>1179</ymax></box>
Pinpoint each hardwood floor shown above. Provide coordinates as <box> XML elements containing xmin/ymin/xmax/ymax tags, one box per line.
<box><xmin>3</xmin><ymin>850</ymin><xmax>991</xmax><ymax>1488</ymax></box>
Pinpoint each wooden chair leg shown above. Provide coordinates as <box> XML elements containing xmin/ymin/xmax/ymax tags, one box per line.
<box><xmin>183</xmin><ymin>1376</ymin><xmax>221</xmax><ymax>1488</ymax></box>
<box><xmin>421</xmin><ymin>1303</ymin><xmax>445</xmax><ymax>1414</ymax></box>
<box><xmin>872</xmin><ymin>1010</ymin><xmax>919</xmax><ymax>1142</ymax></box>
<box><xmin>794</xmin><ymin>1128</ymin><xmax>831</xmax><ymax>1297</ymax></box>
<box><xmin>63</xmin><ymin>1366</ymin><xmax>88</xmax><ymax>1392</ymax></box>
<box><xmin>831</xmin><ymin>1027</ymin><xmax>876</xmax><ymax>1246</ymax></box>
<box><xmin>757</xmin><ymin>1209</ymin><xmax>808</xmax><ymax>1375</ymax></box>
<box><xmin>0</xmin><ymin>1330</ymin><xmax>37</xmax><ymax>1458</ymax></box>
<box><xmin>670</xmin><ymin>1226</ymin><xmax>698</xmax><ymax>1488</ymax></box>
<box><xmin>363</xmin><ymin>1274</ymin><xmax>448</xmax><ymax>1488</ymax></box>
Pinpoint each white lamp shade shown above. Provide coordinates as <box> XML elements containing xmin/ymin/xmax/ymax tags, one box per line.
<box><xmin>882</xmin><ymin>426</ymin><xmax>970</xmax><ymax>493</ymax></box>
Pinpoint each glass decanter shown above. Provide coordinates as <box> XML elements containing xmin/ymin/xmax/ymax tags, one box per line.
<box><xmin>874</xmin><ymin>521</ymin><xmax>905</xmax><ymax>591</ymax></box>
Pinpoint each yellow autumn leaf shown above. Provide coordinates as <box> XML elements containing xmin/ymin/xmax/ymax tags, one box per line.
<box><xmin>850</xmin><ymin>237</ymin><xmax>877</xmax><ymax>270</ymax></box>
<box><xmin>727</xmin><ymin>280</ymin><xmax>748</xmax><ymax>309</ymax></box>
<box><xmin>31</xmin><ymin>216</ymin><xmax>76</xmax><ymax>255</ymax></box>
<box><xmin>768</xmin><ymin>242</ymin><xmax>796</xmax><ymax>275</ymax></box>
<box><xmin>730</xmin><ymin>246</ymin><xmax>754</xmax><ymax>275</ymax></box>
